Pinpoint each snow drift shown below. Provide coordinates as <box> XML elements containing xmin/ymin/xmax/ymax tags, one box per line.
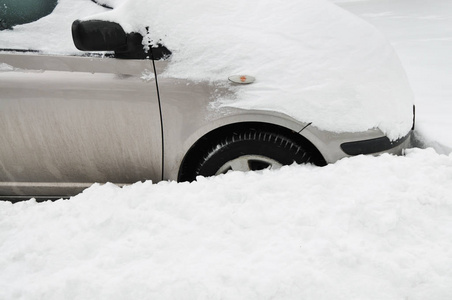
<box><xmin>1</xmin><ymin>149</ymin><xmax>452</xmax><ymax>299</ymax></box>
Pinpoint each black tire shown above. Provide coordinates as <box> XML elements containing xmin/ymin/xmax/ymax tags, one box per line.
<box><xmin>195</xmin><ymin>129</ymin><xmax>314</xmax><ymax>178</ymax></box>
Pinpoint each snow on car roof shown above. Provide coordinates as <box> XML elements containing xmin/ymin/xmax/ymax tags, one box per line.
<box><xmin>0</xmin><ymin>0</ymin><xmax>414</xmax><ymax>140</ymax></box>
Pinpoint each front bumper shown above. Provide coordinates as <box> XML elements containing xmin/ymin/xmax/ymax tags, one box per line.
<box><xmin>340</xmin><ymin>131</ymin><xmax>412</xmax><ymax>156</ymax></box>
<box><xmin>340</xmin><ymin>105</ymin><xmax>415</xmax><ymax>156</ymax></box>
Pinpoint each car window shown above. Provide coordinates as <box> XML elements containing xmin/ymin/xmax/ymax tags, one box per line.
<box><xmin>0</xmin><ymin>0</ymin><xmax>58</xmax><ymax>30</ymax></box>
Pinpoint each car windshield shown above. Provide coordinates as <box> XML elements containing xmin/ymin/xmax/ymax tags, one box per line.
<box><xmin>0</xmin><ymin>0</ymin><xmax>58</xmax><ymax>30</ymax></box>
<box><xmin>0</xmin><ymin>0</ymin><xmax>119</xmax><ymax>53</ymax></box>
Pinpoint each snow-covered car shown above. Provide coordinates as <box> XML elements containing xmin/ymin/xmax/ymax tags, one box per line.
<box><xmin>0</xmin><ymin>0</ymin><xmax>414</xmax><ymax>199</ymax></box>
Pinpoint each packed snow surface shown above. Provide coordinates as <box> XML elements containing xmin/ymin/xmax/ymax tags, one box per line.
<box><xmin>0</xmin><ymin>0</ymin><xmax>414</xmax><ymax>139</ymax></box>
<box><xmin>1</xmin><ymin>149</ymin><xmax>452</xmax><ymax>299</ymax></box>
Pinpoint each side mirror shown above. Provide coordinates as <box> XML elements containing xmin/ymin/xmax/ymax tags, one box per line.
<box><xmin>72</xmin><ymin>20</ymin><xmax>171</xmax><ymax>60</ymax></box>
<box><xmin>72</xmin><ymin>20</ymin><xmax>127</xmax><ymax>52</ymax></box>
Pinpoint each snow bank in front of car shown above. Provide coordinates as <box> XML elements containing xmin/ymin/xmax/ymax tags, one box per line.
<box><xmin>2</xmin><ymin>148</ymin><xmax>452</xmax><ymax>299</ymax></box>
<box><xmin>87</xmin><ymin>0</ymin><xmax>414</xmax><ymax>140</ymax></box>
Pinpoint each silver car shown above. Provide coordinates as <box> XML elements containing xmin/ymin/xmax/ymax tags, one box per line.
<box><xmin>0</xmin><ymin>17</ymin><xmax>413</xmax><ymax>200</ymax></box>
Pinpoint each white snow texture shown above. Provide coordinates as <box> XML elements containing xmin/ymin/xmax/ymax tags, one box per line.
<box><xmin>1</xmin><ymin>149</ymin><xmax>452</xmax><ymax>300</ymax></box>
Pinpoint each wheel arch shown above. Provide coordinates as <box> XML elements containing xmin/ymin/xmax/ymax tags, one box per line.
<box><xmin>177</xmin><ymin>121</ymin><xmax>327</xmax><ymax>182</ymax></box>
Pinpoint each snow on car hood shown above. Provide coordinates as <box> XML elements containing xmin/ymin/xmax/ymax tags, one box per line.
<box><xmin>87</xmin><ymin>0</ymin><xmax>414</xmax><ymax>140</ymax></box>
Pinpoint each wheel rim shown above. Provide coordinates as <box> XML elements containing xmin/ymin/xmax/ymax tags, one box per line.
<box><xmin>215</xmin><ymin>155</ymin><xmax>283</xmax><ymax>175</ymax></box>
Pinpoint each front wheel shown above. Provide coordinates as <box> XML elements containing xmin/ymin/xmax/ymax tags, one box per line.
<box><xmin>195</xmin><ymin>129</ymin><xmax>315</xmax><ymax>178</ymax></box>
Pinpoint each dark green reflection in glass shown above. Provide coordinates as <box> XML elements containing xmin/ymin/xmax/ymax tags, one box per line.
<box><xmin>0</xmin><ymin>0</ymin><xmax>58</xmax><ymax>30</ymax></box>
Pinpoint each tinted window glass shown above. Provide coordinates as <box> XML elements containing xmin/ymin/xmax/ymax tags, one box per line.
<box><xmin>0</xmin><ymin>0</ymin><xmax>58</xmax><ymax>30</ymax></box>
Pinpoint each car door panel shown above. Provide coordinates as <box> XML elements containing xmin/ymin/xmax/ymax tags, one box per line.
<box><xmin>0</xmin><ymin>54</ymin><xmax>162</xmax><ymax>196</ymax></box>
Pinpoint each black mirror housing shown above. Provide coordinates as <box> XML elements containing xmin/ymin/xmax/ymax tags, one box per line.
<box><xmin>72</xmin><ymin>20</ymin><xmax>128</xmax><ymax>52</ymax></box>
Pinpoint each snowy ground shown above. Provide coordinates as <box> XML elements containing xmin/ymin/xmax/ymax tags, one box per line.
<box><xmin>1</xmin><ymin>149</ymin><xmax>452</xmax><ymax>299</ymax></box>
<box><xmin>1</xmin><ymin>0</ymin><xmax>452</xmax><ymax>299</ymax></box>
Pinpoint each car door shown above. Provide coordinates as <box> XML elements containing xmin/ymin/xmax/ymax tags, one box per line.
<box><xmin>0</xmin><ymin>53</ymin><xmax>162</xmax><ymax>197</ymax></box>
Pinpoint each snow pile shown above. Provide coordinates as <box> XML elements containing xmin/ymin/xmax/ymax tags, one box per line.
<box><xmin>1</xmin><ymin>148</ymin><xmax>452</xmax><ymax>299</ymax></box>
<box><xmin>89</xmin><ymin>0</ymin><xmax>414</xmax><ymax>140</ymax></box>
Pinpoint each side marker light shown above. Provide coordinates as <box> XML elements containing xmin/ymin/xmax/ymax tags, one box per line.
<box><xmin>228</xmin><ymin>75</ymin><xmax>255</xmax><ymax>84</ymax></box>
